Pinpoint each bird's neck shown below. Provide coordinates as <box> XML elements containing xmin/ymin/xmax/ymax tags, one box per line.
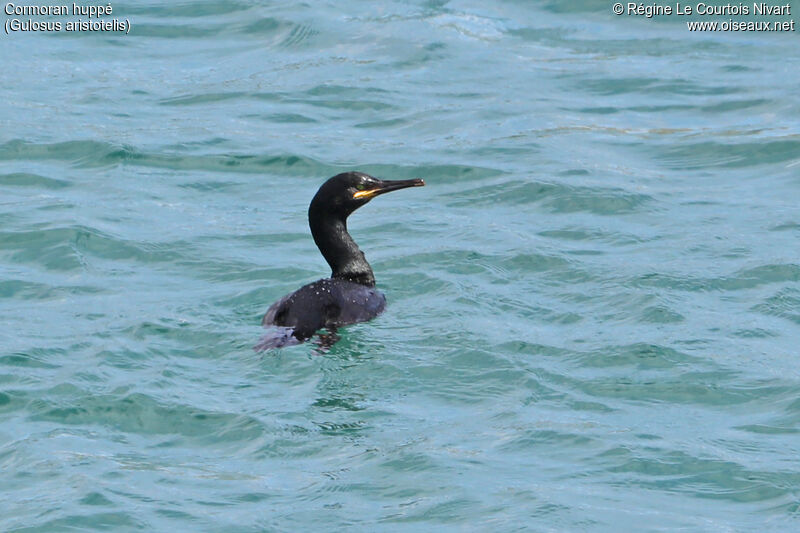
<box><xmin>309</xmin><ymin>212</ymin><xmax>376</xmax><ymax>286</ymax></box>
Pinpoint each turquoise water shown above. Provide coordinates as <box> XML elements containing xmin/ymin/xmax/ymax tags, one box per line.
<box><xmin>2</xmin><ymin>1</ymin><xmax>799</xmax><ymax>530</ymax></box>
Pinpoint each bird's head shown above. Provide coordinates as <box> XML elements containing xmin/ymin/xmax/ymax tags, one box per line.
<box><xmin>310</xmin><ymin>171</ymin><xmax>425</xmax><ymax>219</ymax></box>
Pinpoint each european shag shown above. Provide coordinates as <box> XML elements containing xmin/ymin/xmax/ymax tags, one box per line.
<box><xmin>255</xmin><ymin>172</ymin><xmax>424</xmax><ymax>350</ymax></box>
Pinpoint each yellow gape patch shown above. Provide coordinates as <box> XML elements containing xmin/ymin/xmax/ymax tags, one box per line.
<box><xmin>353</xmin><ymin>189</ymin><xmax>378</xmax><ymax>199</ymax></box>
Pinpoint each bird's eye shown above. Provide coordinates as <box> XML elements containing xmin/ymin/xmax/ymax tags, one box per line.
<box><xmin>355</xmin><ymin>183</ymin><xmax>366</xmax><ymax>191</ymax></box>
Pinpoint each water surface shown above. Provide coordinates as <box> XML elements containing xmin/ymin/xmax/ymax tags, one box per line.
<box><xmin>1</xmin><ymin>1</ymin><xmax>799</xmax><ymax>531</ymax></box>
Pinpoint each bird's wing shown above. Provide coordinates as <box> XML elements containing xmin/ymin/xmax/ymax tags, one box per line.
<box><xmin>262</xmin><ymin>293</ymin><xmax>293</xmax><ymax>326</ymax></box>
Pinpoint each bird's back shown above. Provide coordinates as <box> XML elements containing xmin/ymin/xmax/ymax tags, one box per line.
<box><xmin>262</xmin><ymin>278</ymin><xmax>386</xmax><ymax>343</ymax></box>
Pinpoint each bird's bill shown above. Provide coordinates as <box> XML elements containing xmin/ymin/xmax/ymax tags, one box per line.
<box><xmin>352</xmin><ymin>178</ymin><xmax>425</xmax><ymax>199</ymax></box>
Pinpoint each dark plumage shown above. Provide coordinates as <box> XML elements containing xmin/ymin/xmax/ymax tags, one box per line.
<box><xmin>255</xmin><ymin>172</ymin><xmax>424</xmax><ymax>350</ymax></box>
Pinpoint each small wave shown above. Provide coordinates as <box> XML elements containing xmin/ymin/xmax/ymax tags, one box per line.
<box><xmin>654</xmin><ymin>139</ymin><xmax>800</xmax><ymax>170</ymax></box>
<box><xmin>0</xmin><ymin>280</ymin><xmax>103</xmax><ymax>301</ymax></box>
<box><xmin>0</xmin><ymin>139</ymin><xmax>334</xmax><ymax>175</ymax></box>
<box><xmin>597</xmin><ymin>446</ymin><xmax>799</xmax><ymax>503</ymax></box>
<box><xmin>580</xmin><ymin>76</ymin><xmax>739</xmax><ymax>97</ymax></box>
<box><xmin>752</xmin><ymin>288</ymin><xmax>800</xmax><ymax>325</ymax></box>
<box><xmin>0</xmin><ymin>172</ymin><xmax>71</xmax><ymax>189</ymax></box>
<box><xmin>450</xmin><ymin>179</ymin><xmax>652</xmax><ymax>214</ymax></box>
<box><xmin>278</xmin><ymin>23</ymin><xmax>320</xmax><ymax>48</ymax></box>
<box><xmin>27</xmin><ymin>388</ymin><xmax>267</xmax><ymax>441</ymax></box>
<box><xmin>428</xmin><ymin>13</ymin><xmax>507</xmax><ymax>41</ymax></box>
<box><xmin>633</xmin><ymin>263</ymin><xmax>800</xmax><ymax>292</ymax></box>
<box><xmin>159</xmin><ymin>92</ymin><xmax>249</xmax><ymax>106</ymax></box>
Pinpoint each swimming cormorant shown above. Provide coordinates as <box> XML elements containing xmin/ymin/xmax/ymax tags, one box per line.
<box><xmin>255</xmin><ymin>172</ymin><xmax>424</xmax><ymax>350</ymax></box>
